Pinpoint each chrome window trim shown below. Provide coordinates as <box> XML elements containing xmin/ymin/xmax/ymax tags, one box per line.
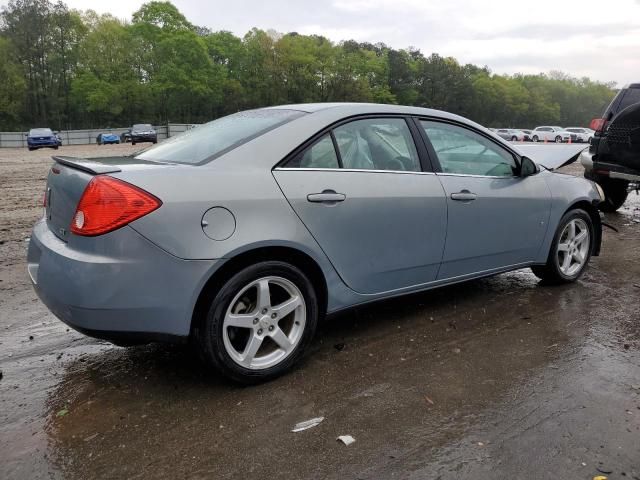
<box><xmin>435</xmin><ymin>172</ymin><xmax>518</xmax><ymax>179</ymax></box>
<box><xmin>273</xmin><ymin>167</ymin><xmax>436</xmax><ymax>175</ymax></box>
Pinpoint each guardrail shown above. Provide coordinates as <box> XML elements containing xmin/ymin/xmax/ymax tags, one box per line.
<box><xmin>0</xmin><ymin>123</ymin><xmax>200</xmax><ymax>148</ymax></box>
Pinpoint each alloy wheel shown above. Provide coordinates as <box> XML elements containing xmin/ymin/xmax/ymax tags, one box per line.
<box><xmin>222</xmin><ymin>276</ymin><xmax>306</xmax><ymax>370</ymax></box>
<box><xmin>556</xmin><ymin>218</ymin><xmax>590</xmax><ymax>277</ymax></box>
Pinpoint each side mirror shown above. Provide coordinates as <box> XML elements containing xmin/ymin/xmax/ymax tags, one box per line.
<box><xmin>520</xmin><ymin>156</ymin><xmax>539</xmax><ymax>177</ymax></box>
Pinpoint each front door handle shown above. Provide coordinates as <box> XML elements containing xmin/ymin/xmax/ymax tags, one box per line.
<box><xmin>307</xmin><ymin>190</ymin><xmax>346</xmax><ymax>204</ymax></box>
<box><xmin>450</xmin><ymin>190</ymin><xmax>477</xmax><ymax>202</ymax></box>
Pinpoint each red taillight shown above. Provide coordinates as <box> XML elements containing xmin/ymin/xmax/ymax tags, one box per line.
<box><xmin>70</xmin><ymin>176</ymin><xmax>161</xmax><ymax>236</ymax></box>
<box><xmin>589</xmin><ymin>118</ymin><xmax>608</xmax><ymax>133</ymax></box>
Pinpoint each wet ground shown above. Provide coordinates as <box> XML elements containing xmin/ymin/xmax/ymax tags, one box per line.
<box><xmin>1</xmin><ymin>145</ymin><xmax>639</xmax><ymax>479</ymax></box>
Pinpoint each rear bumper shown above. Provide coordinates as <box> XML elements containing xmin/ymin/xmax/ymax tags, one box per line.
<box><xmin>27</xmin><ymin>219</ymin><xmax>218</xmax><ymax>342</ymax></box>
<box><xmin>581</xmin><ymin>151</ymin><xmax>640</xmax><ymax>182</ymax></box>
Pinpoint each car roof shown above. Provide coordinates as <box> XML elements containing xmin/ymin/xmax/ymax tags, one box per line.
<box><xmin>262</xmin><ymin>102</ymin><xmax>481</xmax><ymax>127</ymax></box>
<box><xmin>208</xmin><ymin>102</ymin><xmax>518</xmax><ymax>171</ymax></box>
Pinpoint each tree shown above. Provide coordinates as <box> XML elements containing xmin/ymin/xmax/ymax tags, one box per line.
<box><xmin>0</xmin><ymin>37</ymin><xmax>26</xmax><ymax>128</ymax></box>
<box><xmin>0</xmin><ymin>0</ymin><xmax>618</xmax><ymax>130</ymax></box>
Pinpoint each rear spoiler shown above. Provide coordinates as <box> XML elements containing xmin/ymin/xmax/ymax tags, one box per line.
<box><xmin>52</xmin><ymin>156</ymin><xmax>122</xmax><ymax>175</ymax></box>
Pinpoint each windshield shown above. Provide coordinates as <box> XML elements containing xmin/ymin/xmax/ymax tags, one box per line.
<box><xmin>135</xmin><ymin>109</ymin><xmax>306</xmax><ymax>165</ymax></box>
<box><xmin>29</xmin><ymin>128</ymin><xmax>53</xmax><ymax>136</ymax></box>
<box><xmin>132</xmin><ymin>124</ymin><xmax>153</xmax><ymax>131</ymax></box>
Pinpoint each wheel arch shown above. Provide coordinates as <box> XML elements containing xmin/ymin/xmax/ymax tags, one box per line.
<box><xmin>190</xmin><ymin>245</ymin><xmax>329</xmax><ymax>337</ymax></box>
<box><xmin>565</xmin><ymin>199</ymin><xmax>602</xmax><ymax>256</ymax></box>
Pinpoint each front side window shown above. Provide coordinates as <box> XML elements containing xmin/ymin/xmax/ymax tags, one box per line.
<box><xmin>420</xmin><ymin>121</ymin><xmax>517</xmax><ymax>177</ymax></box>
<box><xmin>136</xmin><ymin>109</ymin><xmax>305</xmax><ymax>165</ymax></box>
<box><xmin>333</xmin><ymin>118</ymin><xmax>420</xmax><ymax>172</ymax></box>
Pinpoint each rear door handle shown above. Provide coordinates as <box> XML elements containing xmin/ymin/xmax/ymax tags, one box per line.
<box><xmin>307</xmin><ymin>190</ymin><xmax>346</xmax><ymax>204</ymax></box>
<box><xmin>450</xmin><ymin>190</ymin><xmax>477</xmax><ymax>202</ymax></box>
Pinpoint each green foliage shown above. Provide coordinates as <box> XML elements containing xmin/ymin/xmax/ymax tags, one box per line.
<box><xmin>0</xmin><ymin>0</ymin><xmax>618</xmax><ymax>130</ymax></box>
<box><xmin>0</xmin><ymin>37</ymin><xmax>26</xmax><ymax>128</ymax></box>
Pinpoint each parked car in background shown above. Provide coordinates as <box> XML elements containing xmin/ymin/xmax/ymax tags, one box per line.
<box><xmin>130</xmin><ymin>124</ymin><xmax>157</xmax><ymax>145</ymax></box>
<box><xmin>96</xmin><ymin>133</ymin><xmax>121</xmax><ymax>145</ymax></box>
<box><xmin>565</xmin><ymin>127</ymin><xmax>593</xmax><ymax>143</ymax></box>
<box><xmin>26</xmin><ymin>128</ymin><xmax>59</xmax><ymax>151</ymax></box>
<box><xmin>520</xmin><ymin>129</ymin><xmax>533</xmax><ymax>141</ymax></box>
<box><xmin>531</xmin><ymin>126</ymin><xmax>572</xmax><ymax>143</ymax></box>
<box><xmin>582</xmin><ymin>83</ymin><xmax>640</xmax><ymax>211</ymax></box>
<box><xmin>28</xmin><ymin>103</ymin><xmax>603</xmax><ymax>383</ymax></box>
<box><xmin>496</xmin><ymin>129</ymin><xmax>526</xmax><ymax>141</ymax></box>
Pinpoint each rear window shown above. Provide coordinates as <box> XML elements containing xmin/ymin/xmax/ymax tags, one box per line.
<box><xmin>135</xmin><ymin>109</ymin><xmax>305</xmax><ymax>165</ymax></box>
<box><xmin>29</xmin><ymin>128</ymin><xmax>53</xmax><ymax>136</ymax></box>
<box><xmin>619</xmin><ymin>88</ymin><xmax>640</xmax><ymax>111</ymax></box>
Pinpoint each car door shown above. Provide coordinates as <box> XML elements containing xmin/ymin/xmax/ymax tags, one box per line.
<box><xmin>418</xmin><ymin>119</ymin><xmax>551</xmax><ymax>280</ymax></box>
<box><xmin>273</xmin><ymin>117</ymin><xmax>447</xmax><ymax>294</ymax></box>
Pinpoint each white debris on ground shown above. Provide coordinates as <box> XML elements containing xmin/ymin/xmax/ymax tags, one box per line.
<box><xmin>337</xmin><ymin>435</ymin><xmax>356</xmax><ymax>446</ymax></box>
<box><xmin>291</xmin><ymin>417</ymin><xmax>324</xmax><ymax>433</ymax></box>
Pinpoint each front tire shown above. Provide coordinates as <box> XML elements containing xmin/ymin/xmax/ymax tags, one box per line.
<box><xmin>511</xmin><ymin>136</ymin><xmax>517</xmax><ymax>141</ymax></box>
<box><xmin>196</xmin><ymin>261</ymin><xmax>319</xmax><ymax>384</ymax></box>
<box><xmin>532</xmin><ymin>135</ymin><xmax>539</xmax><ymax>142</ymax></box>
<box><xmin>555</xmin><ymin>135</ymin><xmax>562</xmax><ymax>143</ymax></box>
<box><xmin>531</xmin><ymin>209</ymin><xmax>593</xmax><ymax>284</ymax></box>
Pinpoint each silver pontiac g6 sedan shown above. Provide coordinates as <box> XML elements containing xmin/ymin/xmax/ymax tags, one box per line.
<box><xmin>28</xmin><ymin>103</ymin><xmax>604</xmax><ymax>383</ymax></box>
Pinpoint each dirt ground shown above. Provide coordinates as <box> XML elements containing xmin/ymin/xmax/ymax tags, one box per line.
<box><xmin>1</xmin><ymin>145</ymin><xmax>639</xmax><ymax>480</ymax></box>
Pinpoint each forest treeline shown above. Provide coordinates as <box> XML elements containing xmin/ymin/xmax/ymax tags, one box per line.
<box><xmin>0</xmin><ymin>0</ymin><xmax>617</xmax><ymax>130</ymax></box>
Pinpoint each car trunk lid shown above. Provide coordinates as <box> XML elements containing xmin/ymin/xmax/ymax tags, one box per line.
<box><xmin>45</xmin><ymin>155</ymin><xmax>169</xmax><ymax>242</ymax></box>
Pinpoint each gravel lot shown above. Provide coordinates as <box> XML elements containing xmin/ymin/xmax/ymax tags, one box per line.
<box><xmin>1</xmin><ymin>145</ymin><xmax>639</xmax><ymax>479</ymax></box>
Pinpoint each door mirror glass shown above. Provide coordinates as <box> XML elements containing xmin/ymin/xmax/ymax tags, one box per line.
<box><xmin>520</xmin><ymin>156</ymin><xmax>539</xmax><ymax>176</ymax></box>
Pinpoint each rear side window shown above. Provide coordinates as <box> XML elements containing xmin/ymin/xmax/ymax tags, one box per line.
<box><xmin>333</xmin><ymin>118</ymin><xmax>420</xmax><ymax>171</ymax></box>
<box><xmin>136</xmin><ymin>109</ymin><xmax>305</xmax><ymax>165</ymax></box>
<box><xmin>287</xmin><ymin>134</ymin><xmax>339</xmax><ymax>168</ymax></box>
<box><xmin>284</xmin><ymin>117</ymin><xmax>421</xmax><ymax>172</ymax></box>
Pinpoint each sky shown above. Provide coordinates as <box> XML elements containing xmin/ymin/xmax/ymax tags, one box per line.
<box><xmin>61</xmin><ymin>0</ymin><xmax>640</xmax><ymax>87</ymax></box>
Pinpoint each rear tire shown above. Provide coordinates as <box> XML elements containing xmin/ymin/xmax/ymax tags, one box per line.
<box><xmin>195</xmin><ymin>261</ymin><xmax>319</xmax><ymax>384</ymax></box>
<box><xmin>597</xmin><ymin>178</ymin><xmax>629</xmax><ymax>212</ymax></box>
<box><xmin>531</xmin><ymin>209</ymin><xmax>594</xmax><ymax>284</ymax></box>
<box><xmin>511</xmin><ymin>136</ymin><xmax>517</xmax><ymax>141</ymax></box>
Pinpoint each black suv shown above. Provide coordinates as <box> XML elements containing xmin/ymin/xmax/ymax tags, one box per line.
<box><xmin>582</xmin><ymin>83</ymin><xmax>640</xmax><ymax>211</ymax></box>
